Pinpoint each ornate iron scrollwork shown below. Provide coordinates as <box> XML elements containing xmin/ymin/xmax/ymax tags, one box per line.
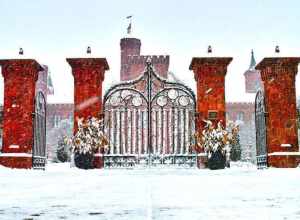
<box><xmin>33</xmin><ymin>91</ymin><xmax>47</xmax><ymax>170</ymax></box>
<box><xmin>103</xmin><ymin>58</ymin><xmax>197</xmax><ymax>168</ymax></box>
<box><xmin>255</xmin><ymin>90</ymin><xmax>268</xmax><ymax>169</ymax></box>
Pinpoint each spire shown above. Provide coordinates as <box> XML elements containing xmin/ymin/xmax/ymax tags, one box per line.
<box><xmin>249</xmin><ymin>49</ymin><xmax>256</xmax><ymax>70</ymax></box>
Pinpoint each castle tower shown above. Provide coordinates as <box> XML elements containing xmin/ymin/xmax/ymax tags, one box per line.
<box><xmin>120</xmin><ymin>38</ymin><xmax>141</xmax><ymax>81</ymax></box>
<box><xmin>120</xmin><ymin>37</ymin><xmax>170</xmax><ymax>81</ymax></box>
<box><xmin>244</xmin><ymin>50</ymin><xmax>262</xmax><ymax>93</ymax></box>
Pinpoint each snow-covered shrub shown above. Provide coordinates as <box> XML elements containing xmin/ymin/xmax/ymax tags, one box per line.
<box><xmin>225</xmin><ymin>120</ymin><xmax>241</xmax><ymax>161</ymax></box>
<box><xmin>56</xmin><ymin>135</ymin><xmax>71</xmax><ymax>162</ymax></box>
<box><xmin>229</xmin><ymin>130</ymin><xmax>241</xmax><ymax>161</ymax></box>
<box><xmin>71</xmin><ymin>117</ymin><xmax>109</xmax><ymax>169</ymax></box>
<box><xmin>193</xmin><ymin>120</ymin><xmax>239</xmax><ymax>169</ymax></box>
<box><xmin>47</xmin><ymin>118</ymin><xmax>72</xmax><ymax>162</ymax></box>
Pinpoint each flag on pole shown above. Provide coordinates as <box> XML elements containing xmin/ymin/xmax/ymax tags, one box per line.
<box><xmin>127</xmin><ymin>22</ymin><xmax>132</xmax><ymax>34</ymax></box>
<box><xmin>126</xmin><ymin>15</ymin><xmax>133</xmax><ymax>34</ymax></box>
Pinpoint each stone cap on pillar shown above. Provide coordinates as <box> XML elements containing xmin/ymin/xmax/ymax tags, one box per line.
<box><xmin>189</xmin><ymin>57</ymin><xmax>233</xmax><ymax>80</ymax></box>
<box><xmin>256</xmin><ymin>57</ymin><xmax>300</xmax><ymax>80</ymax></box>
<box><xmin>189</xmin><ymin>57</ymin><xmax>233</xmax><ymax>70</ymax></box>
<box><xmin>256</xmin><ymin>57</ymin><xmax>300</xmax><ymax>70</ymax></box>
<box><xmin>0</xmin><ymin>59</ymin><xmax>44</xmax><ymax>76</ymax></box>
<box><xmin>66</xmin><ymin>58</ymin><xmax>109</xmax><ymax>70</ymax></box>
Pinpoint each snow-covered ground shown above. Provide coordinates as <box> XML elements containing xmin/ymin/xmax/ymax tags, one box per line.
<box><xmin>0</xmin><ymin>163</ymin><xmax>300</xmax><ymax>220</ymax></box>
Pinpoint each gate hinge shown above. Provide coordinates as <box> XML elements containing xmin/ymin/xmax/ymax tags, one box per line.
<box><xmin>264</xmin><ymin>112</ymin><xmax>269</xmax><ymax>117</ymax></box>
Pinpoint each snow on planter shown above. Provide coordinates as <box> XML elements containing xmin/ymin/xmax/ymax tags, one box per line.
<box><xmin>70</xmin><ymin>117</ymin><xmax>109</xmax><ymax>169</ymax></box>
<box><xmin>193</xmin><ymin>120</ymin><xmax>239</xmax><ymax>170</ymax></box>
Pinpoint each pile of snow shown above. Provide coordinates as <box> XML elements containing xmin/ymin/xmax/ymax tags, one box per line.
<box><xmin>0</xmin><ymin>163</ymin><xmax>300</xmax><ymax>219</ymax></box>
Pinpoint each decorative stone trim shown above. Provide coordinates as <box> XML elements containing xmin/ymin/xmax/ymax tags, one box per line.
<box><xmin>0</xmin><ymin>153</ymin><xmax>32</xmax><ymax>157</ymax></box>
<box><xmin>281</xmin><ymin>144</ymin><xmax>292</xmax><ymax>147</ymax></box>
<box><xmin>268</xmin><ymin>152</ymin><xmax>300</xmax><ymax>156</ymax></box>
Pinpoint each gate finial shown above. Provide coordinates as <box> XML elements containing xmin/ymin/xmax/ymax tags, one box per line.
<box><xmin>146</xmin><ymin>56</ymin><xmax>152</xmax><ymax>66</ymax></box>
<box><xmin>19</xmin><ymin>47</ymin><xmax>24</xmax><ymax>55</ymax></box>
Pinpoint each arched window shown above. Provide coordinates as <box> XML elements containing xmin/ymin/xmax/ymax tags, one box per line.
<box><xmin>54</xmin><ymin>114</ymin><xmax>61</xmax><ymax>128</ymax></box>
<box><xmin>237</xmin><ymin>112</ymin><xmax>245</xmax><ymax>121</ymax></box>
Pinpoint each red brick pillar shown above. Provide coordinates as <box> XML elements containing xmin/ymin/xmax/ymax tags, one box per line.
<box><xmin>66</xmin><ymin>58</ymin><xmax>109</xmax><ymax>168</ymax></box>
<box><xmin>189</xmin><ymin>57</ymin><xmax>232</xmax><ymax>168</ymax></box>
<box><xmin>256</xmin><ymin>57</ymin><xmax>300</xmax><ymax>168</ymax></box>
<box><xmin>0</xmin><ymin>59</ymin><xmax>43</xmax><ymax>168</ymax></box>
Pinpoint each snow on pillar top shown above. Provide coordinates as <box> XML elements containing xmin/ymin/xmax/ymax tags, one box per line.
<box><xmin>0</xmin><ymin>59</ymin><xmax>44</xmax><ymax>78</ymax></box>
<box><xmin>66</xmin><ymin>58</ymin><xmax>109</xmax><ymax>70</ymax></box>
<box><xmin>256</xmin><ymin>57</ymin><xmax>300</xmax><ymax>81</ymax></box>
<box><xmin>189</xmin><ymin>57</ymin><xmax>233</xmax><ymax>80</ymax></box>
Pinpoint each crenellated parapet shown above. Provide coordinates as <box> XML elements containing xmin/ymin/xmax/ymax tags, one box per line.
<box><xmin>127</xmin><ymin>55</ymin><xmax>169</xmax><ymax>65</ymax></box>
<box><xmin>47</xmin><ymin>103</ymin><xmax>74</xmax><ymax>109</ymax></box>
<box><xmin>226</xmin><ymin>102</ymin><xmax>254</xmax><ymax>109</ymax></box>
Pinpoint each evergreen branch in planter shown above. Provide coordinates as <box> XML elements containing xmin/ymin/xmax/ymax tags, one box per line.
<box><xmin>70</xmin><ymin>117</ymin><xmax>109</xmax><ymax>169</ymax></box>
<box><xmin>192</xmin><ymin>120</ymin><xmax>239</xmax><ymax>169</ymax></box>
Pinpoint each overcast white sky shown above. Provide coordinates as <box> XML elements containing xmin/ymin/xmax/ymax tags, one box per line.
<box><xmin>0</xmin><ymin>0</ymin><xmax>300</xmax><ymax>104</ymax></box>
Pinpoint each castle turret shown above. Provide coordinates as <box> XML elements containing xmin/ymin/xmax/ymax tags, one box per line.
<box><xmin>120</xmin><ymin>38</ymin><xmax>141</xmax><ymax>81</ymax></box>
<box><xmin>244</xmin><ymin>50</ymin><xmax>262</xmax><ymax>93</ymax></box>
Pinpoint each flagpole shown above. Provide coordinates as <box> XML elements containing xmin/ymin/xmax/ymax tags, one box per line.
<box><xmin>126</xmin><ymin>15</ymin><xmax>133</xmax><ymax>35</ymax></box>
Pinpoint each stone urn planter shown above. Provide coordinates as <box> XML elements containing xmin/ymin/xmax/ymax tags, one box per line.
<box><xmin>71</xmin><ymin>117</ymin><xmax>109</xmax><ymax>170</ymax></box>
<box><xmin>74</xmin><ymin>152</ymin><xmax>94</xmax><ymax>169</ymax></box>
<box><xmin>193</xmin><ymin>120</ymin><xmax>239</xmax><ymax>170</ymax></box>
<box><xmin>207</xmin><ymin>149</ymin><xmax>226</xmax><ymax>170</ymax></box>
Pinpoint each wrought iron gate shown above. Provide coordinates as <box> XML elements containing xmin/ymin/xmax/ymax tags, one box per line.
<box><xmin>103</xmin><ymin>58</ymin><xmax>196</xmax><ymax>168</ymax></box>
<box><xmin>255</xmin><ymin>90</ymin><xmax>268</xmax><ymax>169</ymax></box>
<box><xmin>33</xmin><ymin>91</ymin><xmax>47</xmax><ymax>169</ymax></box>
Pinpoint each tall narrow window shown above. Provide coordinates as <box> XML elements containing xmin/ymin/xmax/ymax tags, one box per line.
<box><xmin>237</xmin><ymin>112</ymin><xmax>245</xmax><ymax>121</ymax></box>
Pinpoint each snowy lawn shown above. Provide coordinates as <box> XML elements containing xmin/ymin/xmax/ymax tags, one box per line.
<box><xmin>0</xmin><ymin>163</ymin><xmax>300</xmax><ymax>220</ymax></box>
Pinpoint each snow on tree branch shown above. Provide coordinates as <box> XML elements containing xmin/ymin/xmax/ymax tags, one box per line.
<box><xmin>193</xmin><ymin>120</ymin><xmax>239</xmax><ymax>159</ymax></box>
<box><xmin>71</xmin><ymin>117</ymin><xmax>109</xmax><ymax>155</ymax></box>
